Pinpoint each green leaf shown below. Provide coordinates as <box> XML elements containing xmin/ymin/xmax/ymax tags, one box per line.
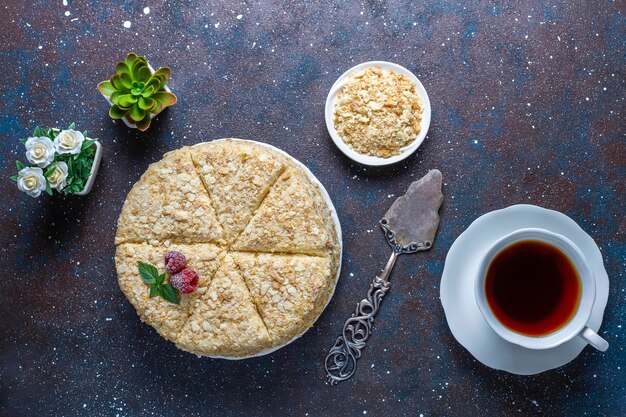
<box><xmin>68</xmin><ymin>122</ymin><xmax>75</xmax><ymax>130</ymax></box>
<box><xmin>129</xmin><ymin>104</ymin><xmax>146</xmax><ymax>122</ymax></box>
<box><xmin>140</xmin><ymin>85</ymin><xmax>155</xmax><ymax>98</ymax></box>
<box><xmin>151</xmin><ymin>99</ymin><xmax>163</xmax><ymax>115</ymax></box>
<box><xmin>98</xmin><ymin>80</ymin><xmax>117</xmax><ymax>96</ymax></box>
<box><xmin>110</xmin><ymin>75</ymin><xmax>128</xmax><ymax>91</ymax></box>
<box><xmin>19</xmin><ymin>138</ymin><xmax>27</xmax><ymax>145</ymax></box>
<box><xmin>16</xmin><ymin>160</ymin><xmax>25</xmax><ymax>170</ymax></box>
<box><xmin>119</xmin><ymin>72</ymin><xmax>133</xmax><ymax>89</ymax></box>
<box><xmin>109</xmin><ymin>104</ymin><xmax>127</xmax><ymax>119</ymax></box>
<box><xmin>156</xmin><ymin>273</ymin><xmax>166</xmax><ymax>285</ymax></box>
<box><xmin>138</xmin><ymin>262</ymin><xmax>159</xmax><ymax>284</ymax></box>
<box><xmin>118</xmin><ymin>94</ymin><xmax>138</xmax><ymax>108</ymax></box>
<box><xmin>152</xmin><ymin>66</ymin><xmax>171</xmax><ymax>83</ymax></box>
<box><xmin>44</xmin><ymin>164</ymin><xmax>56</xmax><ymax>177</ymax></box>
<box><xmin>110</xmin><ymin>91</ymin><xmax>123</xmax><ymax>106</ymax></box>
<box><xmin>33</xmin><ymin>127</ymin><xmax>43</xmax><ymax>136</ymax></box>
<box><xmin>82</xmin><ymin>139</ymin><xmax>96</xmax><ymax>150</ymax></box>
<box><xmin>149</xmin><ymin>285</ymin><xmax>159</xmax><ymax>298</ymax></box>
<box><xmin>125</xmin><ymin>53</ymin><xmax>139</xmax><ymax>68</ymax></box>
<box><xmin>45</xmin><ymin>182</ymin><xmax>53</xmax><ymax>196</ymax></box>
<box><xmin>130</xmin><ymin>57</ymin><xmax>148</xmax><ymax>81</ymax></box>
<box><xmin>138</xmin><ymin>96</ymin><xmax>156</xmax><ymax>111</ymax></box>
<box><xmin>137</xmin><ymin>65</ymin><xmax>151</xmax><ymax>82</ymax></box>
<box><xmin>10</xmin><ymin>175</ymin><xmax>17</xmax><ymax>181</ymax></box>
<box><xmin>145</xmin><ymin>75</ymin><xmax>165</xmax><ymax>93</ymax></box>
<box><xmin>152</xmin><ymin>91</ymin><xmax>177</xmax><ymax>107</ymax></box>
<box><xmin>159</xmin><ymin>284</ymin><xmax>180</xmax><ymax>305</ymax></box>
<box><xmin>115</xmin><ymin>61</ymin><xmax>130</xmax><ymax>77</ymax></box>
<box><xmin>109</xmin><ymin>75</ymin><xmax>122</xmax><ymax>90</ymax></box>
<box><xmin>136</xmin><ymin>114</ymin><xmax>152</xmax><ymax>132</ymax></box>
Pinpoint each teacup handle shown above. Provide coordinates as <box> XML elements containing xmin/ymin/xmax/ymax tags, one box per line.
<box><xmin>579</xmin><ymin>327</ymin><xmax>609</xmax><ymax>351</ymax></box>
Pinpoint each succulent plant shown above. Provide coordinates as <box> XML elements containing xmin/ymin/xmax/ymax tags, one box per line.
<box><xmin>98</xmin><ymin>53</ymin><xmax>177</xmax><ymax>131</ymax></box>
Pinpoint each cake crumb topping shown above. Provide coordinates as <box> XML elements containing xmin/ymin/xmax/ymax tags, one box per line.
<box><xmin>333</xmin><ymin>67</ymin><xmax>423</xmax><ymax>158</ymax></box>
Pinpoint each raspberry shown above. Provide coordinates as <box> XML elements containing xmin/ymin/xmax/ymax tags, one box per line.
<box><xmin>170</xmin><ymin>269</ymin><xmax>199</xmax><ymax>294</ymax></box>
<box><xmin>164</xmin><ymin>251</ymin><xmax>187</xmax><ymax>274</ymax></box>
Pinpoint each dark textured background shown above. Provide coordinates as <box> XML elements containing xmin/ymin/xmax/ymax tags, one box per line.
<box><xmin>1</xmin><ymin>1</ymin><xmax>624</xmax><ymax>416</ymax></box>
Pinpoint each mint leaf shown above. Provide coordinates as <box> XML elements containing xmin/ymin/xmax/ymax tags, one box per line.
<box><xmin>159</xmin><ymin>284</ymin><xmax>180</xmax><ymax>305</ymax></box>
<box><xmin>156</xmin><ymin>273</ymin><xmax>166</xmax><ymax>285</ymax></box>
<box><xmin>137</xmin><ymin>261</ymin><xmax>180</xmax><ymax>304</ymax></box>
<box><xmin>138</xmin><ymin>262</ymin><xmax>158</xmax><ymax>284</ymax></box>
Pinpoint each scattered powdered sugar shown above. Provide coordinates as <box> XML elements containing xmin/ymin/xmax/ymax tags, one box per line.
<box><xmin>123</xmin><ymin>21</ymin><xmax>131</xmax><ymax>28</ymax></box>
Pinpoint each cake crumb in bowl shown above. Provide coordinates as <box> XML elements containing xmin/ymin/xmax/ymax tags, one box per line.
<box><xmin>325</xmin><ymin>61</ymin><xmax>431</xmax><ymax>166</ymax></box>
<box><xmin>334</xmin><ymin>66</ymin><xmax>423</xmax><ymax>158</ymax></box>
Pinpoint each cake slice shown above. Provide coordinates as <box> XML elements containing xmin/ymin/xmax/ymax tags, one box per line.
<box><xmin>176</xmin><ymin>254</ymin><xmax>271</xmax><ymax>357</ymax></box>
<box><xmin>115</xmin><ymin>243</ymin><xmax>224</xmax><ymax>342</ymax></box>
<box><xmin>232</xmin><ymin>168</ymin><xmax>337</xmax><ymax>255</ymax></box>
<box><xmin>115</xmin><ymin>147</ymin><xmax>226</xmax><ymax>245</ymax></box>
<box><xmin>190</xmin><ymin>140</ymin><xmax>285</xmax><ymax>244</ymax></box>
<box><xmin>232</xmin><ymin>252</ymin><xmax>334</xmax><ymax>346</ymax></box>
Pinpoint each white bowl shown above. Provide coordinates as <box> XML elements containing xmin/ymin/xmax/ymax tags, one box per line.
<box><xmin>324</xmin><ymin>61</ymin><xmax>431</xmax><ymax>166</ymax></box>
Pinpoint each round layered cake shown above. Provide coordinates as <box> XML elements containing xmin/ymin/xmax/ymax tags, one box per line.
<box><xmin>114</xmin><ymin>139</ymin><xmax>341</xmax><ymax>358</ymax></box>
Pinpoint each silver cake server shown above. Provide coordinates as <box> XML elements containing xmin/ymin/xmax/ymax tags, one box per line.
<box><xmin>325</xmin><ymin>169</ymin><xmax>444</xmax><ymax>384</ymax></box>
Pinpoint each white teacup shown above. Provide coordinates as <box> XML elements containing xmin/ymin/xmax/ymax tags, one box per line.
<box><xmin>475</xmin><ymin>228</ymin><xmax>609</xmax><ymax>351</ymax></box>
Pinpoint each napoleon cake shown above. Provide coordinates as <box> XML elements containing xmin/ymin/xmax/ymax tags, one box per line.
<box><xmin>115</xmin><ymin>139</ymin><xmax>341</xmax><ymax>358</ymax></box>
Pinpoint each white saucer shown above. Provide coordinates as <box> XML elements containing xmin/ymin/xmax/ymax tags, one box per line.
<box><xmin>440</xmin><ymin>204</ymin><xmax>609</xmax><ymax>375</ymax></box>
<box><xmin>324</xmin><ymin>61</ymin><xmax>431</xmax><ymax>166</ymax></box>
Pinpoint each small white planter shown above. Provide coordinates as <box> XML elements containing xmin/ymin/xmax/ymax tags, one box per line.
<box><xmin>75</xmin><ymin>140</ymin><xmax>102</xmax><ymax>195</ymax></box>
<box><xmin>50</xmin><ymin>128</ymin><xmax>102</xmax><ymax>195</ymax></box>
<box><xmin>100</xmin><ymin>63</ymin><xmax>172</xmax><ymax>130</ymax></box>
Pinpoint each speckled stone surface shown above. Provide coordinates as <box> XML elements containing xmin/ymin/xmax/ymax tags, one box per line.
<box><xmin>1</xmin><ymin>1</ymin><xmax>624</xmax><ymax>416</ymax></box>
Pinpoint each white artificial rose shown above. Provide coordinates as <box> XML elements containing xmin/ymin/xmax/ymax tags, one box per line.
<box><xmin>25</xmin><ymin>136</ymin><xmax>55</xmax><ymax>168</ymax></box>
<box><xmin>46</xmin><ymin>161</ymin><xmax>69</xmax><ymax>191</ymax></box>
<box><xmin>54</xmin><ymin>129</ymin><xmax>85</xmax><ymax>155</ymax></box>
<box><xmin>17</xmin><ymin>167</ymin><xmax>47</xmax><ymax>198</ymax></box>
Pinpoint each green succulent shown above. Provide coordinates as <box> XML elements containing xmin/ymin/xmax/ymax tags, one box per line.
<box><xmin>98</xmin><ymin>53</ymin><xmax>177</xmax><ymax>131</ymax></box>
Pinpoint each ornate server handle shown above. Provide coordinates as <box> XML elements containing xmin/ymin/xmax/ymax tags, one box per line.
<box><xmin>325</xmin><ymin>252</ymin><xmax>397</xmax><ymax>385</ymax></box>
